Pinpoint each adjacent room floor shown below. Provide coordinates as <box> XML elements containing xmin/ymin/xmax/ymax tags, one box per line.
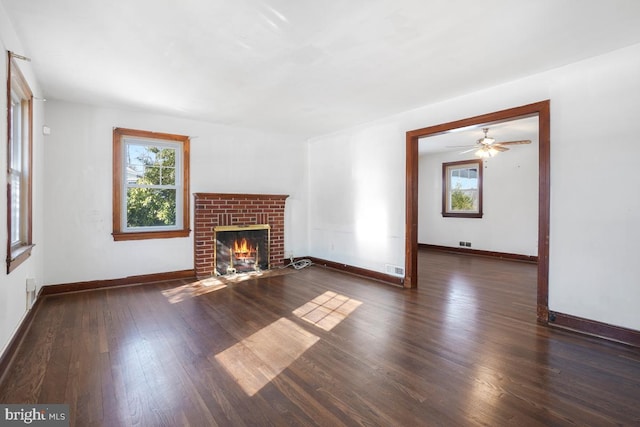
<box><xmin>1</xmin><ymin>249</ymin><xmax>639</xmax><ymax>426</ymax></box>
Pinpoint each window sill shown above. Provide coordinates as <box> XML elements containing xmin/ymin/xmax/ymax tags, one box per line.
<box><xmin>112</xmin><ymin>229</ymin><xmax>191</xmax><ymax>241</ymax></box>
<box><xmin>442</xmin><ymin>213</ymin><xmax>483</xmax><ymax>218</ymax></box>
<box><xmin>7</xmin><ymin>244</ymin><xmax>35</xmax><ymax>274</ymax></box>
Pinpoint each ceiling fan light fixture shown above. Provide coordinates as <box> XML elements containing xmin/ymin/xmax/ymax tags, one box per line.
<box><xmin>478</xmin><ymin>128</ymin><xmax>495</xmax><ymax>145</ymax></box>
<box><xmin>475</xmin><ymin>146</ymin><xmax>498</xmax><ymax>158</ymax></box>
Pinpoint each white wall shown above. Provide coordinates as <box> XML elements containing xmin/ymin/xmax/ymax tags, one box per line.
<box><xmin>308</xmin><ymin>42</ymin><xmax>640</xmax><ymax>331</ymax></box>
<box><xmin>308</xmin><ymin>122</ymin><xmax>406</xmax><ymax>273</ymax></box>
<box><xmin>43</xmin><ymin>101</ymin><xmax>308</xmax><ymax>285</ymax></box>
<box><xmin>418</xmin><ymin>141</ymin><xmax>538</xmax><ymax>256</ymax></box>
<box><xmin>0</xmin><ymin>3</ymin><xmax>46</xmax><ymax>358</ymax></box>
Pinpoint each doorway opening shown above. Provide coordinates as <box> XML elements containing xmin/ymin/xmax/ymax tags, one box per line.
<box><xmin>405</xmin><ymin>101</ymin><xmax>550</xmax><ymax>323</ymax></box>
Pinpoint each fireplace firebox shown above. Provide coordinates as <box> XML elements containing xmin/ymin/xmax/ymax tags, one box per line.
<box><xmin>214</xmin><ymin>224</ymin><xmax>270</xmax><ymax>275</ymax></box>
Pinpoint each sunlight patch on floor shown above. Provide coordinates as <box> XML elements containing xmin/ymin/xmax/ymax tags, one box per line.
<box><xmin>161</xmin><ymin>278</ymin><xmax>228</xmax><ymax>303</ymax></box>
<box><xmin>293</xmin><ymin>291</ymin><xmax>362</xmax><ymax>331</ymax></box>
<box><xmin>214</xmin><ymin>318</ymin><xmax>319</xmax><ymax>396</ymax></box>
<box><xmin>161</xmin><ymin>270</ymin><xmax>291</xmax><ymax>303</ymax></box>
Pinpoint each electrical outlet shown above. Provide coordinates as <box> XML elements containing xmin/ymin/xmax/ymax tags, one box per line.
<box><xmin>459</xmin><ymin>241</ymin><xmax>465</xmax><ymax>247</ymax></box>
<box><xmin>26</xmin><ymin>278</ymin><xmax>37</xmax><ymax>309</ymax></box>
<box><xmin>465</xmin><ymin>242</ymin><xmax>471</xmax><ymax>247</ymax></box>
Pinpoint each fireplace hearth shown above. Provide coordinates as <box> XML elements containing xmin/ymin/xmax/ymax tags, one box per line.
<box><xmin>193</xmin><ymin>193</ymin><xmax>288</xmax><ymax>278</ymax></box>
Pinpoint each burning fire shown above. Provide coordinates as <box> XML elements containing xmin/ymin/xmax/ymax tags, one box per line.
<box><xmin>233</xmin><ymin>238</ymin><xmax>256</xmax><ymax>260</ymax></box>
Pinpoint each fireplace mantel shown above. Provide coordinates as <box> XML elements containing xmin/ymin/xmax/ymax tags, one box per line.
<box><xmin>193</xmin><ymin>193</ymin><xmax>288</xmax><ymax>278</ymax></box>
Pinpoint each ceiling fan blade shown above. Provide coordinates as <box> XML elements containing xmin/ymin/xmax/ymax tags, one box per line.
<box><xmin>459</xmin><ymin>148</ymin><xmax>477</xmax><ymax>154</ymax></box>
<box><xmin>447</xmin><ymin>145</ymin><xmax>476</xmax><ymax>148</ymax></box>
<box><xmin>495</xmin><ymin>139</ymin><xmax>531</xmax><ymax>146</ymax></box>
<box><xmin>493</xmin><ymin>145</ymin><xmax>509</xmax><ymax>152</ymax></box>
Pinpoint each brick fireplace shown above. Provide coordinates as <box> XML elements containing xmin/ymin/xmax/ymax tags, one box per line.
<box><xmin>193</xmin><ymin>193</ymin><xmax>288</xmax><ymax>278</ymax></box>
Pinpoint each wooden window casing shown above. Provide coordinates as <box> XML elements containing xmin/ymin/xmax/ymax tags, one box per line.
<box><xmin>6</xmin><ymin>52</ymin><xmax>34</xmax><ymax>273</ymax></box>
<box><xmin>442</xmin><ymin>159</ymin><xmax>483</xmax><ymax>218</ymax></box>
<box><xmin>112</xmin><ymin>127</ymin><xmax>190</xmax><ymax>241</ymax></box>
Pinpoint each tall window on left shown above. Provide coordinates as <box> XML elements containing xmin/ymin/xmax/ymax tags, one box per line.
<box><xmin>7</xmin><ymin>53</ymin><xmax>34</xmax><ymax>273</ymax></box>
<box><xmin>112</xmin><ymin>128</ymin><xmax>190</xmax><ymax>241</ymax></box>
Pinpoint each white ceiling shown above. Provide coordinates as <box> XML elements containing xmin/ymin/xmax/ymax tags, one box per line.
<box><xmin>418</xmin><ymin>116</ymin><xmax>538</xmax><ymax>155</ymax></box>
<box><xmin>3</xmin><ymin>0</ymin><xmax>640</xmax><ymax>138</ymax></box>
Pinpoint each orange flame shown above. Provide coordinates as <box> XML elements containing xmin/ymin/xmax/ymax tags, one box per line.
<box><xmin>233</xmin><ymin>238</ymin><xmax>256</xmax><ymax>259</ymax></box>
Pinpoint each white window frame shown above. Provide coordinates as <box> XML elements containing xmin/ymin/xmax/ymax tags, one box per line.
<box><xmin>122</xmin><ymin>138</ymin><xmax>183</xmax><ymax>232</ymax></box>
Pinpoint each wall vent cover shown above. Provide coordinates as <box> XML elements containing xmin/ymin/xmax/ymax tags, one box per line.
<box><xmin>385</xmin><ymin>264</ymin><xmax>405</xmax><ymax>277</ymax></box>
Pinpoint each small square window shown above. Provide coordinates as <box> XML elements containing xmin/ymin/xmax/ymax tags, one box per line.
<box><xmin>442</xmin><ymin>159</ymin><xmax>483</xmax><ymax>218</ymax></box>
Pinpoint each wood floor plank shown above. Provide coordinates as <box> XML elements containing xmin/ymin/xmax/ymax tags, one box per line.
<box><xmin>2</xmin><ymin>249</ymin><xmax>640</xmax><ymax>426</ymax></box>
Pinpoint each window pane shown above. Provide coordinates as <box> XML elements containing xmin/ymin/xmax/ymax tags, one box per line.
<box><xmin>143</xmin><ymin>165</ymin><xmax>162</xmax><ymax>185</ymax></box>
<box><xmin>443</xmin><ymin>160</ymin><xmax>483</xmax><ymax>217</ymax></box>
<box><xmin>161</xmin><ymin>166</ymin><xmax>176</xmax><ymax>185</ymax></box>
<box><xmin>449</xmin><ymin>188</ymin><xmax>478</xmax><ymax>211</ymax></box>
<box><xmin>126</xmin><ymin>144</ymin><xmax>147</xmax><ymax>167</ymax></box>
<box><xmin>10</xmin><ymin>100</ymin><xmax>22</xmax><ymax>172</ymax></box>
<box><xmin>157</xmin><ymin>148</ymin><xmax>176</xmax><ymax>167</ymax></box>
<box><xmin>451</xmin><ymin>167</ymin><xmax>478</xmax><ymax>191</ymax></box>
<box><xmin>126</xmin><ymin>144</ymin><xmax>177</xmax><ymax>186</ymax></box>
<box><xmin>126</xmin><ymin>188</ymin><xmax>177</xmax><ymax>227</ymax></box>
<box><xmin>126</xmin><ymin>165</ymin><xmax>143</xmax><ymax>184</ymax></box>
<box><xmin>10</xmin><ymin>173</ymin><xmax>20</xmax><ymax>244</ymax></box>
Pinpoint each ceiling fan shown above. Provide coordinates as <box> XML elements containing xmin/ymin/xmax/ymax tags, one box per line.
<box><xmin>453</xmin><ymin>128</ymin><xmax>531</xmax><ymax>158</ymax></box>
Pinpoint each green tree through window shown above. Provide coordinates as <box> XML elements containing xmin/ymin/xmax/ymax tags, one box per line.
<box><xmin>450</xmin><ymin>183</ymin><xmax>475</xmax><ymax>211</ymax></box>
<box><xmin>127</xmin><ymin>146</ymin><xmax>177</xmax><ymax>227</ymax></box>
<box><xmin>112</xmin><ymin>127</ymin><xmax>190</xmax><ymax>241</ymax></box>
<box><xmin>442</xmin><ymin>159</ymin><xmax>483</xmax><ymax>218</ymax></box>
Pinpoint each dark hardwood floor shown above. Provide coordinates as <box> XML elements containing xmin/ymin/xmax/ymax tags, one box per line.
<box><xmin>1</xmin><ymin>249</ymin><xmax>639</xmax><ymax>426</ymax></box>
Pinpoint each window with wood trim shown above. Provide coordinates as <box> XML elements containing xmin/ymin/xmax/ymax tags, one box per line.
<box><xmin>442</xmin><ymin>159</ymin><xmax>483</xmax><ymax>218</ymax></box>
<box><xmin>112</xmin><ymin>128</ymin><xmax>190</xmax><ymax>241</ymax></box>
<box><xmin>7</xmin><ymin>53</ymin><xmax>34</xmax><ymax>273</ymax></box>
